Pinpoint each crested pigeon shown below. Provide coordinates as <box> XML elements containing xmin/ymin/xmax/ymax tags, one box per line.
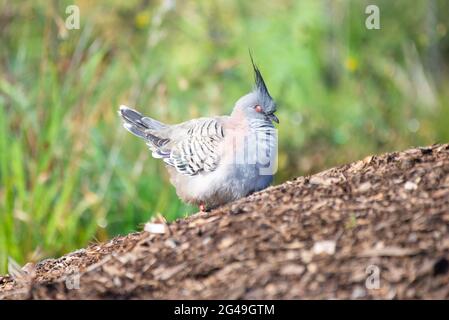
<box><xmin>119</xmin><ymin>58</ymin><xmax>278</xmax><ymax>211</ymax></box>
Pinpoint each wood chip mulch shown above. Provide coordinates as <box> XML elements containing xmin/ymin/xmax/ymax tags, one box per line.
<box><xmin>1</xmin><ymin>143</ymin><xmax>449</xmax><ymax>299</ymax></box>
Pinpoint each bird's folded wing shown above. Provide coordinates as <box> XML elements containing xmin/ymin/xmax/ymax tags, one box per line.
<box><xmin>156</xmin><ymin>118</ymin><xmax>225</xmax><ymax>176</ymax></box>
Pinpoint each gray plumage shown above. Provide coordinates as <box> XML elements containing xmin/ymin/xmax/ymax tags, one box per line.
<box><xmin>119</xmin><ymin>58</ymin><xmax>278</xmax><ymax>210</ymax></box>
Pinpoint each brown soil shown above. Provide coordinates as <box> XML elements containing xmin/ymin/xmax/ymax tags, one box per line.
<box><xmin>1</xmin><ymin>144</ymin><xmax>449</xmax><ymax>299</ymax></box>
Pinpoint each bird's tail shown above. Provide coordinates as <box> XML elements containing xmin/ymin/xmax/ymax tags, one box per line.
<box><xmin>118</xmin><ymin>105</ymin><xmax>169</xmax><ymax>148</ymax></box>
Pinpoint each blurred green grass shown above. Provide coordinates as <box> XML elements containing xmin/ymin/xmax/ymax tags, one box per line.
<box><xmin>0</xmin><ymin>0</ymin><xmax>448</xmax><ymax>273</ymax></box>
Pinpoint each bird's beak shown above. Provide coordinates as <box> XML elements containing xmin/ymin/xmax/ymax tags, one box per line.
<box><xmin>267</xmin><ymin>113</ymin><xmax>279</xmax><ymax>124</ymax></box>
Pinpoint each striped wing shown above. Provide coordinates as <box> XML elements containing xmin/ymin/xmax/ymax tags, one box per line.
<box><xmin>164</xmin><ymin>118</ymin><xmax>225</xmax><ymax>176</ymax></box>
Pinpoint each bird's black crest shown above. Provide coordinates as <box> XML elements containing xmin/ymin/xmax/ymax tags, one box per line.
<box><xmin>248</xmin><ymin>51</ymin><xmax>276</xmax><ymax>114</ymax></box>
<box><xmin>249</xmin><ymin>51</ymin><xmax>272</xmax><ymax>100</ymax></box>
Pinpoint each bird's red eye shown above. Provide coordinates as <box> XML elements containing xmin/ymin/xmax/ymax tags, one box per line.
<box><xmin>255</xmin><ymin>105</ymin><xmax>263</xmax><ymax>113</ymax></box>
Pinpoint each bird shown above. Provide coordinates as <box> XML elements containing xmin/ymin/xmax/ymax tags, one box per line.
<box><xmin>118</xmin><ymin>56</ymin><xmax>278</xmax><ymax>212</ymax></box>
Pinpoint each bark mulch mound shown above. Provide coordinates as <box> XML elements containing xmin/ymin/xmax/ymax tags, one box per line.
<box><xmin>1</xmin><ymin>143</ymin><xmax>449</xmax><ymax>299</ymax></box>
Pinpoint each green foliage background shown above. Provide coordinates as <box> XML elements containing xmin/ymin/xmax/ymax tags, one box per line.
<box><xmin>1</xmin><ymin>0</ymin><xmax>448</xmax><ymax>272</ymax></box>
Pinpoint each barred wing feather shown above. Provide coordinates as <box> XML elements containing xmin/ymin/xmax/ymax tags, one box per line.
<box><xmin>164</xmin><ymin>118</ymin><xmax>225</xmax><ymax>176</ymax></box>
<box><xmin>119</xmin><ymin>106</ymin><xmax>225</xmax><ymax>177</ymax></box>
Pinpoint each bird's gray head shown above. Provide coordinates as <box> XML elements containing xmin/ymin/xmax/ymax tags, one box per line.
<box><xmin>232</xmin><ymin>56</ymin><xmax>279</xmax><ymax>124</ymax></box>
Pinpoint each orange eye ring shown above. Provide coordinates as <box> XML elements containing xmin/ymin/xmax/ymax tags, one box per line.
<box><xmin>255</xmin><ymin>105</ymin><xmax>263</xmax><ymax>113</ymax></box>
